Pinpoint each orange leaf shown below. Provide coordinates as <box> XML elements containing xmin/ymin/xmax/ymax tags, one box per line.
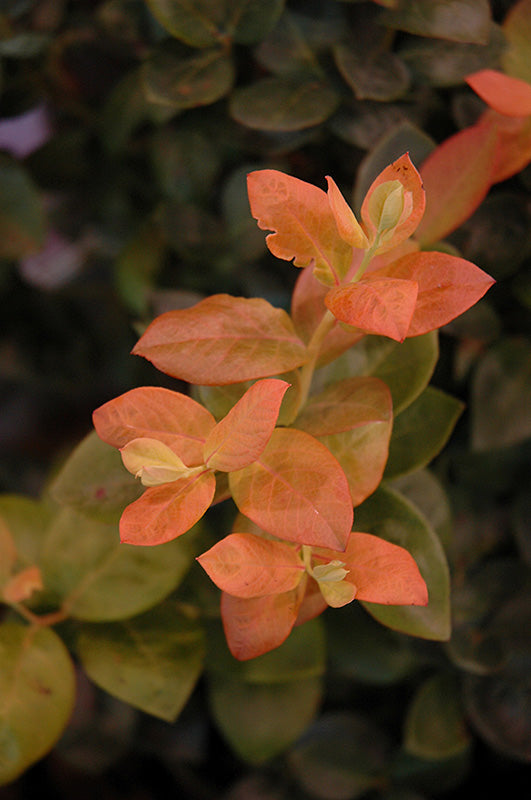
<box><xmin>466</xmin><ymin>69</ymin><xmax>531</xmax><ymax>117</ymax></box>
<box><xmin>93</xmin><ymin>387</ymin><xmax>215</xmax><ymax>466</ymax></box>
<box><xmin>247</xmin><ymin>169</ymin><xmax>352</xmax><ymax>285</ymax></box>
<box><xmin>132</xmin><ymin>294</ymin><xmax>308</xmax><ymax>385</ymax></box>
<box><xmin>119</xmin><ymin>469</ymin><xmax>215</xmax><ymax>545</ymax></box>
<box><xmin>478</xmin><ymin>110</ymin><xmax>531</xmax><ymax>182</ymax></box>
<box><xmin>295</xmin><ymin>377</ymin><xmax>392</xmax><ymax>436</ymax></box>
<box><xmin>371</xmin><ymin>251</ymin><xmax>495</xmax><ymax>337</ymax></box>
<box><xmin>197</xmin><ymin>533</ymin><xmax>304</xmax><ymax>598</ymax></box>
<box><xmin>317</xmin><ymin>532</ymin><xmax>428</xmax><ymax>606</ymax></box>
<box><xmin>203</xmin><ymin>379</ymin><xmax>290</xmax><ymax>471</ymax></box>
<box><xmin>326</xmin><ymin>176</ymin><xmax>369</xmax><ymax>248</ymax></box>
<box><xmin>361</xmin><ymin>153</ymin><xmax>425</xmax><ymax>253</ymax></box>
<box><xmin>325</xmin><ymin>278</ymin><xmax>419</xmax><ymax>342</ymax></box>
<box><xmin>229</xmin><ymin>428</ymin><xmax>353</xmax><ymax>551</ymax></box>
<box><xmin>221</xmin><ymin>581</ymin><xmax>306</xmax><ymax>660</ymax></box>
<box><xmin>416</xmin><ymin>122</ymin><xmax>498</xmax><ymax>245</ymax></box>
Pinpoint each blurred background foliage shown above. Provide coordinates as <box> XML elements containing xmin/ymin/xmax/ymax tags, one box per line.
<box><xmin>0</xmin><ymin>0</ymin><xmax>530</xmax><ymax>797</ymax></box>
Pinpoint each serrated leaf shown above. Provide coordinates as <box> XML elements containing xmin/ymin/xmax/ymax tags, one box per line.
<box><xmin>229</xmin><ymin>428</ymin><xmax>353</xmax><ymax>550</ymax></box>
<box><xmin>40</xmin><ymin>507</ymin><xmax>199</xmax><ymax>621</ymax></box>
<box><xmin>0</xmin><ymin>623</ymin><xmax>75</xmax><ymax>784</ymax></box>
<box><xmin>380</xmin><ymin>0</ymin><xmax>491</xmax><ymax>45</ymax></box>
<box><xmin>355</xmin><ymin>486</ymin><xmax>451</xmax><ymax>640</ymax></box>
<box><xmin>132</xmin><ymin>294</ymin><xmax>308</xmax><ymax>385</ymax></box>
<box><xmin>385</xmin><ymin>387</ymin><xmax>464</xmax><ymax>478</ymax></box>
<box><xmin>230</xmin><ymin>75</ymin><xmax>339</xmax><ymax>132</ymax></box>
<box><xmin>76</xmin><ymin>605</ymin><xmax>204</xmax><ymax>722</ymax></box>
<box><xmin>0</xmin><ymin>155</ymin><xmax>45</xmax><ymax>259</ymax></box>
<box><xmin>404</xmin><ymin>673</ymin><xmax>470</xmax><ymax>759</ymax></box>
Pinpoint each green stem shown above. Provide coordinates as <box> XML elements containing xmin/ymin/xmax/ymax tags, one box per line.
<box><xmin>295</xmin><ymin>309</ymin><xmax>336</xmax><ymax>417</ymax></box>
<box><xmin>11</xmin><ymin>602</ymin><xmax>68</xmax><ymax>628</ymax></box>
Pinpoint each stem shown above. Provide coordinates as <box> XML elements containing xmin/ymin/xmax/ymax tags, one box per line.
<box><xmin>11</xmin><ymin>602</ymin><xmax>69</xmax><ymax>628</ymax></box>
<box><xmin>295</xmin><ymin>309</ymin><xmax>336</xmax><ymax>415</ymax></box>
<box><xmin>349</xmin><ymin>238</ymin><xmax>380</xmax><ymax>283</ymax></box>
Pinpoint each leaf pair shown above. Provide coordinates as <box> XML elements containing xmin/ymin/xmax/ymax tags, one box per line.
<box><xmin>198</xmin><ymin>531</ymin><xmax>428</xmax><ymax>660</ymax></box>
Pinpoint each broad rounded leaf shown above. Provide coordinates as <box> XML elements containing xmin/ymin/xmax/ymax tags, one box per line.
<box><xmin>229</xmin><ymin>428</ymin><xmax>353</xmax><ymax>550</ymax></box>
<box><xmin>0</xmin><ymin>623</ymin><xmax>75</xmax><ymax>784</ymax></box>
<box><xmin>247</xmin><ymin>169</ymin><xmax>352</xmax><ymax>284</ymax></box>
<box><xmin>0</xmin><ymin>495</ymin><xmax>53</xmax><ymax>566</ymax></box>
<box><xmin>77</xmin><ymin>605</ymin><xmax>204</xmax><ymax>722</ymax></box>
<box><xmin>93</xmin><ymin>387</ymin><xmax>215</xmax><ymax>466</ymax></box>
<box><xmin>203</xmin><ymin>379</ymin><xmax>289</xmax><ymax>471</ymax></box>
<box><xmin>41</xmin><ymin>507</ymin><xmax>198</xmax><ymax>620</ymax></box>
<box><xmin>334</xmin><ymin>44</ymin><xmax>410</xmax><ymax>102</ymax></box>
<box><xmin>466</xmin><ymin>69</ymin><xmax>531</xmax><ymax>117</ymax></box>
<box><xmin>404</xmin><ymin>674</ymin><xmax>471</xmax><ymax>760</ymax></box>
<box><xmin>198</xmin><ymin>533</ymin><xmax>304</xmax><ymax>598</ymax></box>
<box><xmin>230</xmin><ymin>75</ymin><xmax>339</xmax><ymax>132</ymax></box>
<box><xmin>355</xmin><ymin>486</ymin><xmax>451</xmax><ymax>640</ymax></box>
<box><xmin>132</xmin><ymin>294</ymin><xmax>308</xmax><ymax>385</ymax></box>
<box><xmin>119</xmin><ymin>470</ymin><xmax>215</xmax><ymax>545</ymax></box>
<box><xmin>379</xmin><ymin>0</ymin><xmax>491</xmax><ymax>44</ymax></box>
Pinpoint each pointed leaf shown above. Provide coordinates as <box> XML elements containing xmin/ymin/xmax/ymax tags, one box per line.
<box><xmin>385</xmin><ymin>387</ymin><xmax>464</xmax><ymax>478</ymax></box>
<box><xmin>229</xmin><ymin>428</ymin><xmax>353</xmax><ymax>550</ymax></box>
<box><xmin>326</xmin><ymin>176</ymin><xmax>368</xmax><ymax>248</ymax></box>
<box><xmin>132</xmin><ymin>294</ymin><xmax>307</xmax><ymax>385</ymax></box>
<box><xmin>41</xmin><ymin>508</ymin><xmax>199</xmax><ymax>620</ymax></box>
<box><xmin>416</xmin><ymin>122</ymin><xmax>498</xmax><ymax>244</ymax></box>
<box><xmin>203</xmin><ymin>379</ymin><xmax>289</xmax><ymax>471</ymax></box>
<box><xmin>93</xmin><ymin>387</ymin><xmax>215</xmax><ymax>466</ymax></box>
<box><xmin>360</xmin><ymin>153</ymin><xmax>425</xmax><ymax>253</ymax></box>
<box><xmin>247</xmin><ymin>169</ymin><xmax>351</xmax><ymax>284</ymax></box>
<box><xmin>325</xmin><ymin>278</ymin><xmax>419</xmax><ymax>342</ymax></box>
<box><xmin>372</xmin><ymin>251</ymin><xmax>495</xmax><ymax>337</ymax></box>
<box><xmin>466</xmin><ymin>69</ymin><xmax>531</xmax><ymax>117</ymax></box>
<box><xmin>119</xmin><ymin>470</ymin><xmax>215</xmax><ymax>545</ymax></box>
<box><xmin>77</xmin><ymin>605</ymin><xmax>205</xmax><ymax>723</ymax></box>
<box><xmin>0</xmin><ymin>623</ymin><xmax>75</xmax><ymax>784</ymax></box>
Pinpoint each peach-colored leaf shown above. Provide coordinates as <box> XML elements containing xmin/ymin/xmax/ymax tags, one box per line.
<box><xmin>370</xmin><ymin>251</ymin><xmax>495</xmax><ymax>337</ymax></box>
<box><xmin>478</xmin><ymin>110</ymin><xmax>531</xmax><ymax>182</ymax></box>
<box><xmin>93</xmin><ymin>387</ymin><xmax>215</xmax><ymax>466</ymax></box>
<box><xmin>317</xmin><ymin>531</ymin><xmax>428</xmax><ymax>606</ymax></box>
<box><xmin>416</xmin><ymin>122</ymin><xmax>498</xmax><ymax>245</ymax></box>
<box><xmin>247</xmin><ymin>169</ymin><xmax>352</xmax><ymax>284</ymax></box>
<box><xmin>326</xmin><ymin>176</ymin><xmax>369</xmax><ymax>248</ymax></box>
<box><xmin>221</xmin><ymin>582</ymin><xmax>305</xmax><ymax>660</ymax></box>
<box><xmin>132</xmin><ymin>294</ymin><xmax>308</xmax><ymax>385</ymax></box>
<box><xmin>203</xmin><ymin>379</ymin><xmax>290</xmax><ymax>472</ymax></box>
<box><xmin>2</xmin><ymin>565</ymin><xmax>43</xmax><ymax>604</ymax></box>
<box><xmin>361</xmin><ymin>153</ymin><xmax>425</xmax><ymax>253</ymax></box>
<box><xmin>197</xmin><ymin>533</ymin><xmax>304</xmax><ymax>598</ymax></box>
<box><xmin>325</xmin><ymin>277</ymin><xmax>419</xmax><ymax>342</ymax></box>
<box><xmin>466</xmin><ymin>69</ymin><xmax>531</xmax><ymax>117</ymax></box>
<box><xmin>229</xmin><ymin>428</ymin><xmax>353</xmax><ymax>551</ymax></box>
<box><xmin>119</xmin><ymin>469</ymin><xmax>215</xmax><ymax>545</ymax></box>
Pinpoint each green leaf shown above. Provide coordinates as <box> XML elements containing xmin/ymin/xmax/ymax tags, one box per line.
<box><xmin>404</xmin><ymin>673</ymin><xmax>470</xmax><ymax>760</ymax></box>
<box><xmin>502</xmin><ymin>0</ymin><xmax>531</xmax><ymax>85</ymax></box>
<box><xmin>471</xmin><ymin>338</ymin><xmax>531</xmax><ymax>451</ymax></box>
<box><xmin>221</xmin><ymin>165</ymin><xmax>267</xmax><ymax>262</ymax></box>
<box><xmin>230</xmin><ymin>75</ymin><xmax>339</xmax><ymax>132</ymax></box>
<box><xmin>380</xmin><ymin>0</ymin><xmax>492</xmax><ymax>45</ymax></box>
<box><xmin>390</xmin><ymin>470</ymin><xmax>452</xmax><ymax>549</ymax></box>
<box><xmin>99</xmin><ymin>70</ymin><xmax>152</xmax><ymax>154</ymax></box>
<box><xmin>287</xmin><ymin>711</ymin><xmax>390</xmax><ymax>800</ymax></box>
<box><xmin>385</xmin><ymin>387</ymin><xmax>464</xmax><ymax>479</ymax></box>
<box><xmin>76</xmin><ymin>604</ymin><xmax>204</xmax><ymax>722</ymax></box>
<box><xmin>0</xmin><ymin>623</ymin><xmax>75</xmax><ymax>785</ymax></box>
<box><xmin>355</xmin><ymin>486</ymin><xmax>451</xmax><ymax>641</ymax></box>
<box><xmin>0</xmin><ymin>495</ymin><xmax>53</xmax><ymax>567</ymax></box>
<box><xmin>40</xmin><ymin>508</ymin><xmax>199</xmax><ymax>621</ymax></box>
<box><xmin>114</xmin><ymin>217</ymin><xmax>166</xmax><ymax>315</ymax></box>
<box><xmin>142</xmin><ymin>45</ymin><xmax>234</xmax><ymax>111</ymax></box>
<box><xmin>49</xmin><ymin>432</ymin><xmax>143</xmax><ymax>523</ymax></box>
<box><xmin>0</xmin><ymin>155</ymin><xmax>45</xmax><ymax>259</ymax></box>
<box><xmin>145</xmin><ymin>0</ymin><xmax>284</xmax><ymax>47</ymax></box>
<box><xmin>150</xmin><ymin>125</ymin><xmax>220</xmax><ymax>203</ymax></box>
<box><xmin>334</xmin><ymin>44</ymin><xmax>410</xmax><ymax>102</ymax></box>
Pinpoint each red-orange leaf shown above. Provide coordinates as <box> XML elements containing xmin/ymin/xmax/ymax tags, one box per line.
<box><xmin>316</xmin><ymin>532</ymin><xmax>428</xmax><ymax>606</ymax></box>
<box><xmin>119</xmin><ymin>469</ymin><xmax>215</xmax><ymax>545</ymax></box>
<box><xmin>361</xmin><ymin>153</ymin><xmax>425</xmax><ymax>254</ymax></box>
<box><xmin>229</xmin><ymin>428</ymin><xmax>353</xmax><ymax>551</ymax></box>
<box><xmin>478</xmin><ymin>110</ymin><xmax>531</xmax><ymax>183</ymax></box>
<box><xmin>371</xmin><ymin>251</ymin><xmax>495</xmax><ymax>337</ymax></box>
<box><xmin>203</xmin><ymin>379</ymin><xmax>290</xmax><ymax>471</ymax></box>
<box><xmin>466</xmin><ymin>69</ymin><xmax>531</xmax><ymax>117</ymax></box>
<box><xmin>93</xmin><ymin>387</ymin><xmax>215</xmax><ymax>466</ymax></box>
<box><xmin>325</xmin><ymin>278</ymin><xmax>418</xmax><ymax>342</ymax></box>
<box><xmin>247</xmin><ymin>169</ymin><xmax>352</xmax><ymax>285</ymax></box>
<box><xmin>295</xmin><ymin>377</ymin><xmax>392</xmax><ymax>436</ymax></box>
<box><xmin>132</xmin><ymin>294</ymin><xmax>308</xmax><ymax>385</ymax></box>
<box><xmin>416</xmin><ymin>122</ymin><xmax>498</xmax><ymax>245</ymax></box>
<box><xmin>197</xmin><ymin>533</ymin><xmax>304</xmax><ymax>598</ymax></box>
<box><xmin>221</xmin><ymin>582</ymin><xmax>306</xmax><ymax>660</ymax></box>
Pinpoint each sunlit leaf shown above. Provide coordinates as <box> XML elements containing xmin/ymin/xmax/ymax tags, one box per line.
<box><xmin>404</xmin><ymin>673</ymin><xmax>470</xmax><ymax>760</ymax></box>
<box><xmin>77</xmin><ymin>604</ymin><xmax>205</xmax><ymax>722</ymax></box>
<box><xmin>0</xmin><ymin>623</ymin><xmax>75</xmax><ymax>784</ymax></box>
<box><xmin>229</xmin><ymin>428</ymin><xmax>353</xmax><ymax>550</ymax></box>
<box><xmin>326</xmin><ymin>278</ymin><xmax>419</xmax><ymax>341</ymax></box>
<box><xmin>203</xmin><ymin>379</ymin><xmax>289</xmax><ymax>471</ymax></box>
<box><xmin>466</xmin><ymin>69</ymin><xmax>531</xmax><ymax>117</ymax></box>
<box><xmin>326</xmin><ymin>176</ymin><xmax>368</xmax><ymax>248</ymax></box>
<box><xmin>132</xmin><ymin>294</ymin><xmax>308</xmax><ymax>385</ymax></box>
<box><xmin>380</xmin><ymin>0</ymin><xmax>491</xmax><ymax>45</ymax></box>
<box><xmin>120</xmin><ymin>438</ymin><xmax>197</xmax><ymax>486</ymax></box>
